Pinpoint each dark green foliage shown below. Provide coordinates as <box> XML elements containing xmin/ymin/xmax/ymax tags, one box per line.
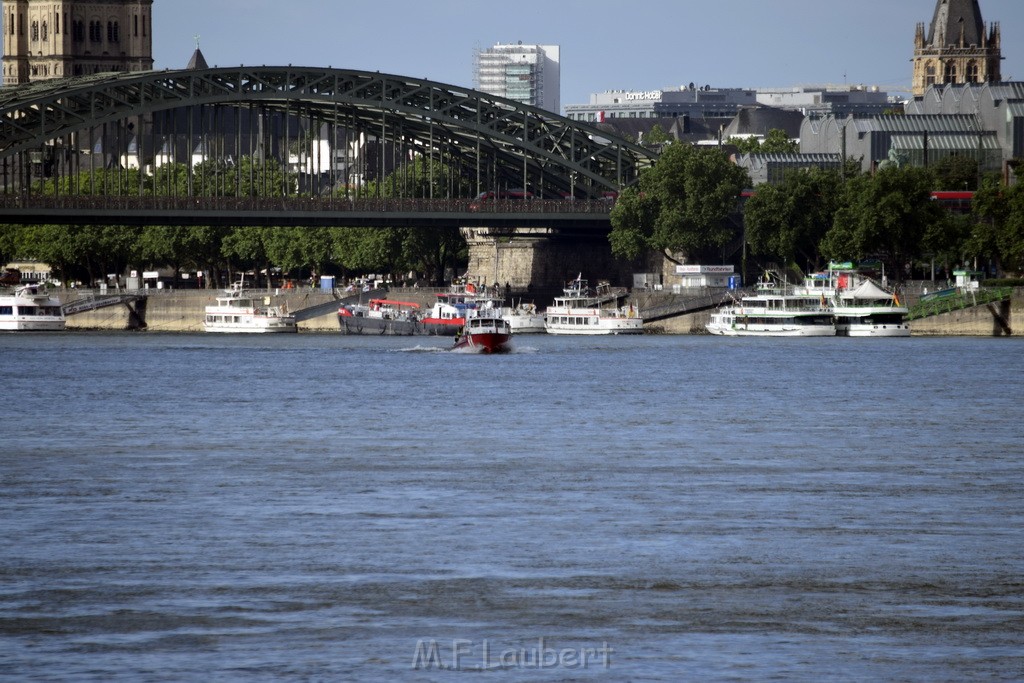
<box><xmin>931</xmin><ymin>155</ymin><xmax>979</xmax><ymax>191</ymax></box>
<box><xmin>821</xmin><ymin>166</ymin><xmax>944</xmax><ymax>280</ymax></box>
<box><xmin>609</xmin><ymin>142</ymin><xmax>749</xmax><ymax>260</ymax></box>
<box><xmin>744</xmin><ymin>167</ymin><xmax>844</xmax><ymax>270</ymax></box>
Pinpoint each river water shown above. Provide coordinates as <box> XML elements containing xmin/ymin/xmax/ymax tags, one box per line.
<box><xmin>2</xmin><ymin>333</ymin><xmax>1022</xmax><ymax>681</ymax></box>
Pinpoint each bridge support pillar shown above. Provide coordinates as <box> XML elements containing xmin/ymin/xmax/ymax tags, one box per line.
<box><xmin>986</xmin><ymin>299</ymin><xmax>1012</xmax><ymax>336</ymax></box>
<box><xmin>461</xmin><ymin>226</ymin><xmax>632</xmax><ymax>290</ymax></box>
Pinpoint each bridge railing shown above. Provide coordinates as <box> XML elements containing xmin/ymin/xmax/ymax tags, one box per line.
<box><xmin>0</xmin><ymin>195</ymin><xmax>616</xmax><ymax>215</ymax></box>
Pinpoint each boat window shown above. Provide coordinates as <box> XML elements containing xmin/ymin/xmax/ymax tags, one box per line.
<box><xmin>0</xmin><ymin>306</ymin><xmax>11</xmax><ymax>315</ymax></box>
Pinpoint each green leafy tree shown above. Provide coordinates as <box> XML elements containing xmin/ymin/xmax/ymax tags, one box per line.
<box><xmin>14</xmin><ymin>224</ymin><xmax>140</xmax><ymax>285</ymax></box>
<box><xmin>137</xmin><ymin>225</ymin><xmax>229</xmax><ymax>285</ymax></box>
<box><xmin>643</xmin><ymin>124</ymin><xmax>672</xmax><ymax>149</ymax></box>
<box><xmin>821</xmin><ymin>166</ymin><xmax>944</xmax><ymax>281</ymax></box>
<box><xmin>150</xmin><ymin>163</ymin><xmax>190</xmax><ymax>196</ymax></box>
<box><xmin>931</xmin><ymin>155</ymin><xmax>979</xmax><ymax>191</ymax></box>
<box><xmin>971</xmin><ymin>177</ymin><xmax>1024</xmax><ymax>275</ymax></box>
<box><xmin>744</xmin><ymin>167</ymin><xmax>846</xmax><ymax>271</ymax></box>
<box><xmin>1002</xmin><ymin>183</ymin><xmax>1024</xmax><ymax>273</ymax></box>
<box><xmin>222</xmin><ymin>227</ymin><xmax>271</xmax><ymax>285</ymax></box>
<box><xmin>923</xmin><ymin>212</ymin><xmax>973</xmax><ymax>274</ymax></box>
<box><xmin>728</xmin><ymin>137</ymin><xmax>762</xmax><ymax>154</ymax></box>
<box><xmin>233</xmin><ymin>156</ymin><xmax>289</xmax><ymax>198</ymax></box>
<box><xmin>345</xmin><ymin>155</ymin><xmax>471</xmax><ymax>279</ymax></box>
<box><xmin>332</xmin><ymin>227</ymin><xmax>405</xmax><ymax>275</ymax></box>
<box><xmin>400</xmin><ymin>226</ymin><xmax>466</xmax><ymax>284</ymax></box>
<box><xmin>41</xmin><ymin>167</ymin><xmax>145</xmax><ymax>196</ymax></box>
<box><xmin>760</xmin><ymin>129</ymin><xmax>799</xmax><ymax>154</ymax></box>
<box><xmin>0</xmin><ymin>223</ymin><xmax>18</xmax><ymax>265</ymax></box>
<box><xmin>609</xmin><ymin>142</ymin><xmax>749</xmax><ymax>262</ymax></box>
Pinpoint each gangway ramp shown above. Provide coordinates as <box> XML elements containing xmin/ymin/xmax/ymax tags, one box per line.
<box><xmin>292</xmin><ymin>288</ymin><xmax>385</xmax><ymax>322</ymax></box>
<box><xmin>63</xmin><ymin>293</ymin><xmax>145</xmax><ymax>315</ymax></box>
<box><xmin>641</xmin><ymin>289</ymin><xmax>746</xmax><ymax>323</ymax></box>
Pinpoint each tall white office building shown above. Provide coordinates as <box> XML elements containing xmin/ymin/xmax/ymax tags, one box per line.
<box><xmin>474</xmin><ymin>42</ymin><xmax>560</xmax><ymax>114</ymax></box>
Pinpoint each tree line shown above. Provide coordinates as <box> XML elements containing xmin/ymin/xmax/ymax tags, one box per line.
<box><xmin>0</xmin><ymin>156</ymin><xmax>467</xmax><ymax>288</ymax></box>
<box><xmin>609</xmin><ymin>141</ymin><xmax>1024</xmax><ymax>282</ymax></box>
<box><xmin>3</xmin><ymin>141</ymin><xmax>1022</xmax><ymax>287</ymax></box>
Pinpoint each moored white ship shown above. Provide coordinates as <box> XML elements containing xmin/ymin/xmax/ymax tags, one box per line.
<box><xmin>204</xmin><ymin>281</ymin><xmax>296</xmax><ymax>333</ymax></box>
<box><xmin>796</xmin><ymin>265</ymin><xmax>910</xmax><ymax>337</ymax></box>
<box><xmin>706</xmin><ymin>273</ymin><xmax>835</xmax><ymax>337</ymax></box>
<box><xmin>502</xmin><ymin>301</ymin><xmax>546</xmax><ymax>334</ymax></box>
<box><xmin>0</xmin><ymin>284</ymin><xmax>66</xmax><ymax>331</ymax></box>
<box><xmin>544</xmin><ymin>277</ymin><xmax>643</xmax><ymax>335</ymax></box>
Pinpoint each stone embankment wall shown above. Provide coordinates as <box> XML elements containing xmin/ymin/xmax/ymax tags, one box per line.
<box><xmin>631</xmin><ymin>288</ymin><xmax>1024</xmax><ymax>335</ymax></box>
<box><xmin>59</xmin><ymin>287</ymin><xmax>1023</xmax><ymax>335</ymax></box>
<box><xmin>63</xmin><ymin>289</ymin><xmax>342</xmax><ymax>332</ymax></box>
<box><xmin>908</xmin><ymin>291</ymin><xmax>1020</xmax><ymax>336</ymax></box>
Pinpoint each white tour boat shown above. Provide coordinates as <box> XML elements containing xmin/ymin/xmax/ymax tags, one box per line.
<box><xmin>502</xmin><ymin>301</ymin><xmax>546</xmax><ymax>334</ymax></box>
<box><xmin>0</xmin><ymin>284</ymin><xmax>66</xmax><ymax>331</ymax></box>
<box><xmin>706</xmin><ymin>272</ymin><xmax>835</xmax><ymax>337</ymax></box>
<box><xmin>797</xmin><ymin>265</ymin><xmax>911</xmax><ymax>337</ymax></box>
<box><xmin>544</xmin><ymin>278</ymin><xmax>643</xmax><ymax>335</ymax></box>
<box><xmin>204</xmin><ymin>282</ymin><xmax>296</xmax><ymax>333</ymax></box>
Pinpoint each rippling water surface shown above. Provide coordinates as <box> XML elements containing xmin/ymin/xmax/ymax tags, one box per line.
<box><xmin>2</xmin><ymin>333</ymin><xmax>1023</xmax><ymax>681</ymax></box>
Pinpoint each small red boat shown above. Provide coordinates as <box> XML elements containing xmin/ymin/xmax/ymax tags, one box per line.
<box><xmin>452</xmin><ymin>313</ymin><xmax>512</xmax><ymax>353</ymax></box>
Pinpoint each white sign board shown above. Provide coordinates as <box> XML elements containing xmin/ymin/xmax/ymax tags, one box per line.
<box><xmin>675</xmin><ymin>265</ymin><xmax>734</xmax><ymax>274</ymax></box>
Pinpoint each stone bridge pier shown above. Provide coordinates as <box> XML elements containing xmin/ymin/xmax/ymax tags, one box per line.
<box><xmin>461</xmin><ymin>226</ymin><xmax>634</xmax><ymax>290</ymax></box>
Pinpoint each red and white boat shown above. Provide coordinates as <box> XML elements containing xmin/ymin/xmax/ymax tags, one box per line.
<box><xmin>425</xmin><ymin>280</ymin><xmax>547</xmax><ymax>335</ymax></box>
<box><xmin>422</xmin><ymin>282</ymin><xmax>479</xmax><ymax>332</ymax></box>
<box><xmin>451</xmin><ymin>312</ymin><xmax>512</xmax><ymax>353</ymax></box>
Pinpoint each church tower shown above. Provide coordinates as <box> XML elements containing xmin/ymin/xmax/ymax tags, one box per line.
<box><xmin>2</xmin><ymin>0</ymin><xmax>153</xmax><ymax>86</ymax></box>
<box><xmin>912</xmin><ymin>0</ymin><xmax>1001</xmax><ymax>96</ymax></box>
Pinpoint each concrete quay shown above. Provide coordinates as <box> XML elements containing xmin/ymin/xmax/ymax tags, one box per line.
<box><xmin>57</xmin><ymin>286</ymin><xmax>1022</xmax><ymax>335</ymax></box>
<box><xmin>61</xmin><ymin>289</ymin><xmax>342</xmax><ymax>333</ymax></box>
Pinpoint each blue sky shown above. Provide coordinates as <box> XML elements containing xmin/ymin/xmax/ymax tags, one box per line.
<box><xmin>154</xmin><ymin>0</ymin><xmax>1024</xmax><ymax>109</ymax></box>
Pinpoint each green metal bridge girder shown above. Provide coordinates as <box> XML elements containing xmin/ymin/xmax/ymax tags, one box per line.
<box><xmin>0</xmin><ymin>66</ymin><xmax>656</xmax><ymax>200</ymax></box>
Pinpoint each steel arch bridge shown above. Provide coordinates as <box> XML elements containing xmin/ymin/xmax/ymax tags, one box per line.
<box><xmin>0</xmin><ymin>66</ymin><xmax>656</xmax><ymax>214</ymax></box>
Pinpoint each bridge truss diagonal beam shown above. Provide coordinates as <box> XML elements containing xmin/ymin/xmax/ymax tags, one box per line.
<box><xmin>0</xmin><ymin>66</ymin><xmax>657</xmax><ymax>200</ymax></box>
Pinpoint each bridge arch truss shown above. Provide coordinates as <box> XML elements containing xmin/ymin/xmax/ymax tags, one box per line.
<box><xmin>0</xmin><ymin>66</ymin><xmax>655</xmax><ymax>201</ymax></box>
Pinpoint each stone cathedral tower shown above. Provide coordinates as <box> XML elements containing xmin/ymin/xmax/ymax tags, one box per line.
<box><xmin>912</xmin><ymin>0</ymin><xmax>1001</xmax><ymax>96</ymax></box>
<box><xmin>2</xmin><ymin>0</ymin><xmax>153</xmax><ymax>85</ymax></box>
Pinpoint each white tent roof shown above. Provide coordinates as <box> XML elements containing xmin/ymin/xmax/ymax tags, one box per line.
<box><xmin>842</xmin><ymin>279</ymin><xmax>893</xmax><ymax>300</ymax></box>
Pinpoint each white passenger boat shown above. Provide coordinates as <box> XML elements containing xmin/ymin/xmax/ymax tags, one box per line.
<box><xmin>797</xmin><ymin>265</ymin><xmax>910</xmax><ymax>337</ymax></box>
<box><xmin>544</xmin><ymin>278</ymin><xmax>643</xmax><ymax>335</ymax></box>
<box><xmin>423</xmin><ymin>281</ymin><xmax>547</xmax><ymax>334</ymax></box>
<box><xmin>0</xmin><ymin>284</ymin><xmax>66</xmax><ymax>331</ymax></box>
<box><xmin>706</xmin><ymin>273</ymin><xmax>835</xmax><ymax>337</ymax></box>
<box><xmin>204</xmin><ymin>282</ymin><xmax>296</xmax><ymax>333</ymax></box>
<box><xmin>502</xmin><ymin>301</ymin><xmax>546</xmax><ymax>334</ymax></box>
